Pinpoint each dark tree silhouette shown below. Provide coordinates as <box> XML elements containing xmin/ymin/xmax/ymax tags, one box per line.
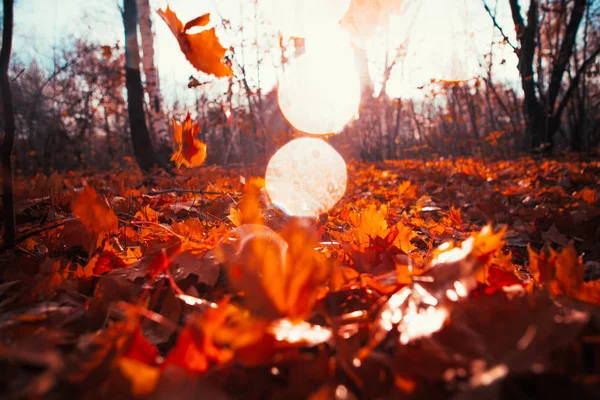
<box><xmin>123</xmin><ymin>0</ymin><xmax>160</xmax><ymax>171</ymax></box>
<box><xmin>1</xmin><ymin>0</ymin><xmax>16</xmax><ymax>249</ymax></box>
<box><xmin>504</xmin><ymin>0</ymin><xmax>595</xmax><ymax>151</ymax></box>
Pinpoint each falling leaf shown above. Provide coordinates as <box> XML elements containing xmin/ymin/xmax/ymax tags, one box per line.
<box><xmin>157</xmin><ymin>6</ymin><xmax>232</xmax><ymax>77</ymax></box>
<box><xmin>171</xmin><ymin>112</ymin><xmax>207</xmax><ymax>168</ymax></box>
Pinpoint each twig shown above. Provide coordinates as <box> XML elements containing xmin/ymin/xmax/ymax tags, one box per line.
<box><xmin>482</xmin><ymin>0</ymin><xmax>518</xmax><ymax>51</ymax></box>
<box><xmin>144</xmin><ymin>188</ymin><xmax>240</xmax><ymax>197</ymax></box>
<box><xmin>10</xmin><ymin>67</ymin><xmax>24</xmax><ymax>82</ymax></box>
<box><xmin>0</xmin><ymin>218</ymin><xmax>77</xmax><ymax>254</ymax></box>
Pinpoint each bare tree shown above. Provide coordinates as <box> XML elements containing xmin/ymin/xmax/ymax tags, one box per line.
<box><xmin>485</xmin><ymin>0</ymin><xmax>597</xmax><ymax>151</ymax></box>
<box><xmin>123</xmin><ymin>0</ymin><xmax>160</xmax><ymax>171</ymax></box>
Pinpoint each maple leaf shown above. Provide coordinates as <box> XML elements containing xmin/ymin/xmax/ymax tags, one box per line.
<box><xmin>390</xmin><ymin>221</ymin><xmax>418</xmax><ymax>254</ymax></box>
<box><xmin>134</xmin><ymin>204</ymin><xmax>159</xmax><ymax>222</ymax></box>
<box><xmin>528</xmin><ymin>244</ymin><xmax>600</xmax><ymax>305</ymax></box>
<box><xmin>171</xmin><ymin>112</ymin><xmax>207</xmax><ymax>168</ymax></box>
<box><xmin>71</xmin><ymin>185</ymin><xmax>118</xmax><ymax>237</ymax></box>
<box><xmin>171</xmin><ymin>217</ymin><xmax>206</xmax><ymax>241</ymax></box>
<box><xmin>217</xmin><ymin>220</ymin><xmax>330</xmax><ymax>320</ymax></box>
<box><xmin>157</xmin><ymin>6</ymin><xmax>232</xmax><ymax>77</ymax></box>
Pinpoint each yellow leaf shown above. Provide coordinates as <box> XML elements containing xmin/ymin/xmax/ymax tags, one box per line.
<box><xmin>227</xmin><ymin>206</ymin><xmax>242</xmax><ymax>227</ymax></box>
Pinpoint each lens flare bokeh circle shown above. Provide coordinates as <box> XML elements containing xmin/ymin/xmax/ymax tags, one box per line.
<box><xmin>277</xmin><ymin>27</ymin><xmax>360</xmax><ymax>135</ymax></box>
<box><xmin>265</xmin><ymin>138</ymin><xmax>347</xmax><ymax>217</ymax></box>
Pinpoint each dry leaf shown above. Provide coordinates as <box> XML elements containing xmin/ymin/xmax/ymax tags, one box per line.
<box><xmin>157</xmin><ymin>6</ymin><xmax>232</xmax><ymax>77</ymax></box>
<box><xmin>217</xmin><ymin>221</ymin><xmax>330</xmax><ymax>319</ymax></box>
<box><xmin>171</xmin><ymin>112</ymin><xmax>207</xmax><ymax>168</ymax></box>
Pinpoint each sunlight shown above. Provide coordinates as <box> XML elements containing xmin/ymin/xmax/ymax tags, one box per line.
<box><xmin>378</xmin><ymin>286</ymin><xmax>449</xmax><ymax>345</ymax></box>
<box><xmin>258</xmin><ymin>0</ymin><xmax>351</xmax><ymax>38</ymax></box>
<box><xmin>268</xmin><ymin>318</ymin><xmax>333</xmax><ymax>345</ymax></box>
<box><xmin>278</xmin><ymin>26</ymin><xmax>360</xmax><ymax>134</ymax></box>
<box><xmin>265</xmin><ymin>138</ymin><xmax>347</xmax><ymax>217</ymax></box>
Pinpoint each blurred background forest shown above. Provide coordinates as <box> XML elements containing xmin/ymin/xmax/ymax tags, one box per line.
<box><xmin>1</xmin><ymin>0</ymin><xmax>599</xmax><ymax>175</ymax></box>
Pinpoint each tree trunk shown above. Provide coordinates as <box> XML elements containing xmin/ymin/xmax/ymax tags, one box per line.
<box><xmin>123</xmin><ymin>0</ymin><xmax>160</xmax><ymax>172</ymax></box>
<box><xmin>508</xmin><ymin>0</ymin><xmax>546</xmax><ymax>151</ymax></box>
<box><xmin>136</xmin><ymin>0</ymin><xmax>169</xmax><ymax>149</ymax></box>
<box><xmin>1</xmin><ymin>0</ymin><xmax>16</xmax><ymax>250</ymax></box>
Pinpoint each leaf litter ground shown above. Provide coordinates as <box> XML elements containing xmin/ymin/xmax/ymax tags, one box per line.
<box><xmin>1</xmin><ymin>156</ymin><xmax>600</xmax><ymax>399</ymax></box>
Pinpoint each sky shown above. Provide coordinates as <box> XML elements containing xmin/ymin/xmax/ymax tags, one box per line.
<box><xmin>9</xmin><ymin>0</ymin><xmax>523</xmax><ymax>106</ymax></box>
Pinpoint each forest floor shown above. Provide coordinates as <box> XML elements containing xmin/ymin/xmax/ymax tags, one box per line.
<box><xmin>1</xmin><ymin>155</ymin><xmax>600</xmax><ymax>399</ymax></box>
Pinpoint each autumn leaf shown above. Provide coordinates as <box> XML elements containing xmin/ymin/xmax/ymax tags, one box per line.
<box><xmin>87</xmin><ymin>250</ymin><xmax>127</xmax><ymax>275</ymax></box>
<box><xmin>165</xmin><ymin>300</ymin><xmax>267</xmax><ymax>373</ymax></box>
<box><xmin>157</xmin><ymin>6</ymin><xmax>232</xmax><ymax>77</ymax></box>
<box><xmin>348</xmin><ymin>203</ymin><xmax>417</xmax><ymax>253</ymax></box>
<box><xmin>227</xmin><ymin>206</ymin><xmax>242</xmax><ymax>226</ymax></box>
<box><xmin>165</xmin><ymin>324</ymin><xmax>211</xmax><ymax>373</ymax></box>
<box><xmin>171</xmin><ymin>112</ymin><xmax>207</xmax><ymax>168</ymax></box>
<box><xmin>528</xmin><ymin>244</ymin><xmax>600</xmax><ymax>305</ymax></box>
<box><xmin>71</xmin><ymin>185</ymin><xmax>118</xmax><ymax>241</ymax></box>
<box><xmin>134</xmin><ymin>204</ymin><xmax>159</xmax><ymax>222</ymax></box>
<box><xmin>217</xmin><ymin>220</ymin><xmax>330</xmax><ymax>320</ymax></box>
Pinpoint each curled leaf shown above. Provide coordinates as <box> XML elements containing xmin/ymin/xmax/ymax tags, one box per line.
<box><xmin>157</xmin><ymin>6</ymin><xmax>232</xmax><ymax>77</ymax></box>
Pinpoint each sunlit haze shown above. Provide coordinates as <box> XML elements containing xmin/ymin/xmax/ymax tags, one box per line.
<box><xmin>13</xmin><ymin>0</ymin><xmax>522</xmax><ymax>109</ymax></box>
<box><xmin>258</xmin><ymin>0</ymin><xmax>351</xmax><ymax>38</ymax></box>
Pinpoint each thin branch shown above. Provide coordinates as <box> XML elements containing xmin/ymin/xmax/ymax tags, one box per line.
<box><xmin>554</xmin><ymin>44</ymin><xmax>600</xmax><ymax>121</ymax></box>
<box><xmin>482</xmin><ymin>0</ymin><xmax>518</xmax><ymax>51</ymax></box>
<box><xmin>144</xmin><ymin>188</ymin><xmax>240</xmax><ymax>197</ymax></box>
<box><xmin>0</xmin><ymin>218</ymin><xmax>77</xmax><ymax>254</ymax></box>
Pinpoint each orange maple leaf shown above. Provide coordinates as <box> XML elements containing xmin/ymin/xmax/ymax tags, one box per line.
<box><xmin>171</xmin><ymin>112</ymin><xmax>207</xmax><ymax>168</ymax></box>
<box><xmin>157</xmin><ymin>6</ymin><xmax>232</xmax><ymax>77</ymax></box>
<box><xmin>217</xmin><ymin>220</ymin><xmax>330</xmax><ymax>320</ymax></box>
<box><xmin>72</xmin><ymin>186</ymin><xmax>118</xmax><ymax>236</ymax></box>
<box><xmin>529</xmin><ymin>244</ymin><xmax>600</xmax><ymax>305</ymax></box>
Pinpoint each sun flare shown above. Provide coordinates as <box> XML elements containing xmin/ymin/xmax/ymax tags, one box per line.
<box><xmin>277</xmin><ymin>26</ymin><xmax>360</xmax><ymax>135</ymax></box>
<box><xmin>265</xmin><ymin>138</ymin><xmax>347</xmax><ymax>217</ymax></box>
